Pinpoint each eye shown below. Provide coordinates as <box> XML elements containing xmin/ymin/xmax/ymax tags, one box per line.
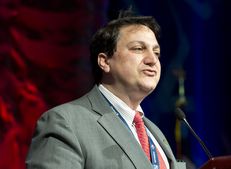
<box><xmin>130</xmin><ymin>46</ymin><xmax>145</xmax><ymax>53</ymax></box>
<box><xmin>153</xmin><ymin>48</ymin><xmax>161</xmax><ymax>58</ymax></box>
<box><xmin>154</xmin><ymin>51</ymin><xmax>161</xmax><ymax>58</ymax></box>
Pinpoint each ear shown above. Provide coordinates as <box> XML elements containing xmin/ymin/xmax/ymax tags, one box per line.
<box><xmin>98</xmin><ymin>53</ymin><xmax>110</xmax><ymax>73</ymax></box>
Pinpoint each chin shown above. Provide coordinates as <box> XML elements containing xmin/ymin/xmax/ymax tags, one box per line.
<box><xmin>140</xmin><ymin>83</ymin><xmax>157</xmax><ymax>94</ymax></box>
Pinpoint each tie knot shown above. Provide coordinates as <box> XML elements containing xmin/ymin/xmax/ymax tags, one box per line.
<box><xmin>133</xmin><ymin>111</ymin><xmax>143</xmax><ymax>124</ymax></box>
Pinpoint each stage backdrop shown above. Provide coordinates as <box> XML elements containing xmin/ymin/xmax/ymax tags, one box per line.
<box><xmin>0</xmin><ymin>0</ymin><xmax>230</xmax><ymax>169</ymax></box>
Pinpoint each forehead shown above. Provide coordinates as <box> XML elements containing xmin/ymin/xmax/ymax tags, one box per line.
<box><xmin>120</xmin><ymin>24</ymin><xmax>152</xmax><ymax>32</ymax></box>
<box><xmin>117</xmin><ymin>25</ymin><xmax>157</xmax><ymax>44</ymax></box>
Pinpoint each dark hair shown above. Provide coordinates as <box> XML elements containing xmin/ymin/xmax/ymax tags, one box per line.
<box><xmin>90</xmin><ymin>9</ymin><xmax>161</xmax><ymax>84</ymax></box>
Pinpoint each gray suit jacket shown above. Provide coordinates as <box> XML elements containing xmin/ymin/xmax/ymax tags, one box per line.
<box><xmin>26</xmin><ymin>85</ymin><xmax>186</xmax><ymax>169</ymax></box>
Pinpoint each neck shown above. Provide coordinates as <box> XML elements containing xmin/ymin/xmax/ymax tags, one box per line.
<box><xmin>101</xmin><ymin>83</ymin><xmax>144</xmax><ymax>110</ymax></box>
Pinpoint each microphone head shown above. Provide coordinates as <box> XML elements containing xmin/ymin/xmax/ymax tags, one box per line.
<box><xmin>175</xmin><ymin>107</ymin><xmax>186</xmax><ymax>121</ymax></box>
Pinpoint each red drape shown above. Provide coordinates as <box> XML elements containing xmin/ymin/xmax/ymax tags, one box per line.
<box><xmin>0</xmin><ymin>1</ymin><xmax>107</xmax><ymax>169</ymax></box>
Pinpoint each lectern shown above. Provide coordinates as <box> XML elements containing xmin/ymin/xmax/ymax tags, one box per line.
<box><xmin>199</xmin><ymin>156</ymin><xmax>231</xmax><ymax>169</ymax></box>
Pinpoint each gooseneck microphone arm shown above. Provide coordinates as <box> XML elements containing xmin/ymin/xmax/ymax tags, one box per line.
<box><xmin>175</xmin><ymin>107</ymin><xmax>213</xmax><ymax>159</ymax></box>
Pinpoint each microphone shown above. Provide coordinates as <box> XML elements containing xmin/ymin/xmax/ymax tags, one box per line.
<box><xmin>175</xmin><ymin>107</ymin><xmax>213</xmax><ymax>159</ymax></box>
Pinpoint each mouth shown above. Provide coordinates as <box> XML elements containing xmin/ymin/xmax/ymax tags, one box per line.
<box><xmin>142</xmin><ymin>69</ymin><xmax>157</xmax><ymax>76</ymax></box>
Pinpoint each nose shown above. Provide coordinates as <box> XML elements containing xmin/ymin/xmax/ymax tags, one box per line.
<box><xmin>143</xmin><ymin>50</ymin><xmax>159</xmax><ymax>66</ymax></box>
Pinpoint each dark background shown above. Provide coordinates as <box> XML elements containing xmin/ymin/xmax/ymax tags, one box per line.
<box><xmin>0</xmin><ymin>0</ymin><xmax>230</xmax><ymax>169</ymax></box>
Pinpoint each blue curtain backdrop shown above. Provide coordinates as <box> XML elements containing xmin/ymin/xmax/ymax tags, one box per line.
<box><xmin>108</xmin><ymin>0</ymin><xmax>231</xmax><ymax>168</ymax></box>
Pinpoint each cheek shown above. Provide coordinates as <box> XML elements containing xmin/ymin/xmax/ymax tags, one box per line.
<box><xmin>123</xmin><ymin>59</ymin><xmax>140</xmax><ymax>74</ymax></box>
<box><xmin>158</xmin><ymin>62</ymin><xmax>161</xmax><ymax>73</ymax></box>
<box><xmin>155</xmin><ymin>60</ymin><xmax>161</xmax><ymax>71</ymax></box>
<box><xmin>113</xmin><ymin>52</ymin><xmax>141</xmax><ymax>74</ymax></box>
<box><xmin>116</xmin><ymin>62</ymin><xmax>138</xmax><ymax>80</ymax></box>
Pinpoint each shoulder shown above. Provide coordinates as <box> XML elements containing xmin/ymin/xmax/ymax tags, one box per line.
<box><xmin>44</xmin><ymin>85</ymin><xmax>100</xmax><ymax>115</ymax></box>
<box><xmin>38</xmin><ymin>85</ymin><xmax>105</xmax><ymax>128</ymax></box>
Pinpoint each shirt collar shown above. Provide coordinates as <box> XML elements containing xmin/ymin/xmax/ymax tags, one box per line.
<box><xmin>98</xmin><ymin>84</ymin><xmax>144</xmax><ymax>125</ymax></box>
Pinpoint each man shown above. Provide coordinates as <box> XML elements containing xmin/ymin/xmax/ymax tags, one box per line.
<box><xmin>26</xmin><ymin>9</ymin><xmax>186</xmax><ymax>169</ymax></box>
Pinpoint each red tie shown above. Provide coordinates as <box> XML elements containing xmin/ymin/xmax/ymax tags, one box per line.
<box><xmin>134</xmin><ymin>112</ymin><xmax>167</xmax><ymax>169</ymax></box>
<box><xmin>133</xmin><ymin>112</ymin><xmax>151</xmax><ymax>160</ymax></box>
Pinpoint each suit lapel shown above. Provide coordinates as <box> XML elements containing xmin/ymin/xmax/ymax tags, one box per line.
<box><xmin>87</xmin><ymin>86</ymin><xmax>153</xmax><ymax>169</ymax></box>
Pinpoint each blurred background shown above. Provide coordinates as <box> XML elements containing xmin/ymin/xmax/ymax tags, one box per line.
<box><xmin>0</xmin><ymin>0</ymin><xmax>230</xmax><ymax>169</ymax></box>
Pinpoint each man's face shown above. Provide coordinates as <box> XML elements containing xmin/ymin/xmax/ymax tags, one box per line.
<box><xmin>102</xmin><ymin>25</ymin><xmax>161</xmax><ymax>99</ymax></box>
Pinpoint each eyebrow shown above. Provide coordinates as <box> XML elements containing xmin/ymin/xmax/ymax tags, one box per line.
<box><xmin>127</xmin><ymin>41</ymin><xmax>160</xmax><ymax>49</ymax></box>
